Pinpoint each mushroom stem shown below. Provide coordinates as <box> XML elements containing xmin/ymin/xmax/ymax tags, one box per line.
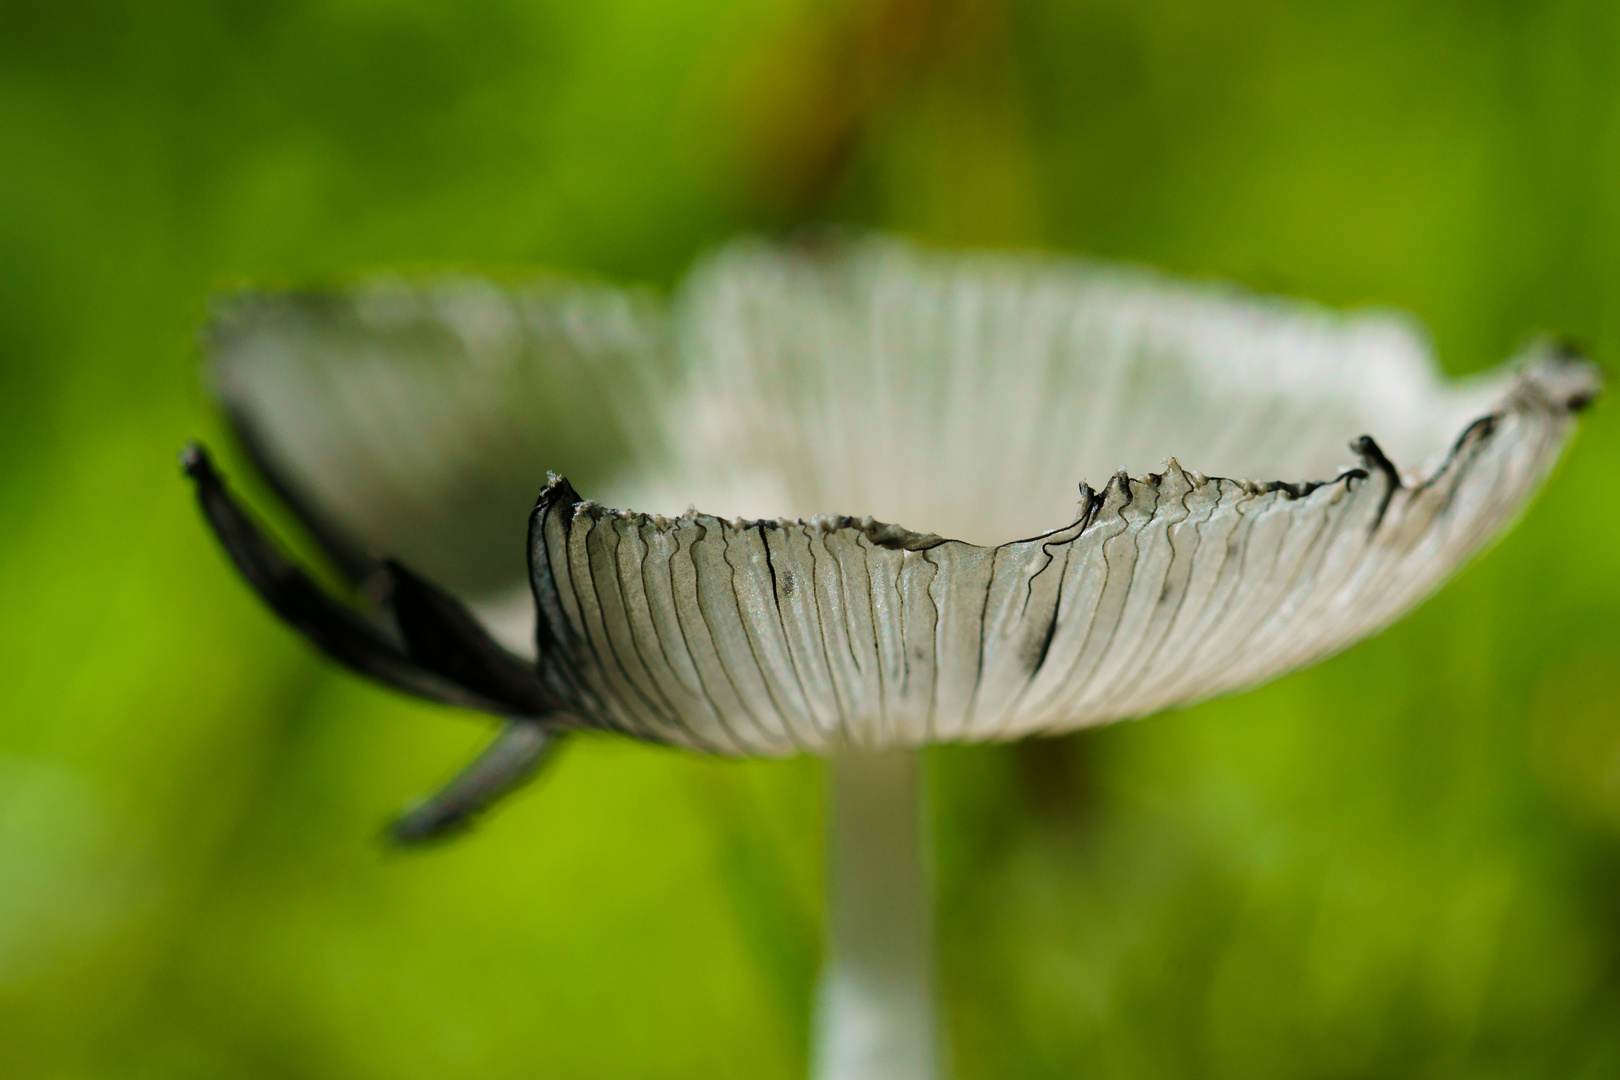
<box><xmin>813</xmin><ymin>748</ymin><xmax>939</xmax><ymax>1080</ymax></box>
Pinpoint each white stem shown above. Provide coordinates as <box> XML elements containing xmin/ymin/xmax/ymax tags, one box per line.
<box><xmin>812</xmin><ymin>749</ymin><xmax>939</xmax><ymax>1080</ymax></box>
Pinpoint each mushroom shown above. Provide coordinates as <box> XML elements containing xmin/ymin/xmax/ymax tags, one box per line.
<box><xmin>184</xmin><ymin>234</ymin><xmax>1599</xmax><ymax>1080</ymax></box>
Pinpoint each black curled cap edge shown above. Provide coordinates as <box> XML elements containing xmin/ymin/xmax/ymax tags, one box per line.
<box><xmin>180</xmin><ymin>441</ymin><xmax>562</xmax><ymax>719</ymax></box>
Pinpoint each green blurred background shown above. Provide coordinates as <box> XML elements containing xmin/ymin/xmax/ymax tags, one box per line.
<box><xmin>3</xmin><ymin>0</ymin><xmax>1618</xmax><ymax>1076</ymax></box>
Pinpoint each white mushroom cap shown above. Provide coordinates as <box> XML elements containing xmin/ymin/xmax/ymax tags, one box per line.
<box><xmin>205</xmin><ymin>234</ymin><xmax>1599</xmax><ymax>757</ymax></box>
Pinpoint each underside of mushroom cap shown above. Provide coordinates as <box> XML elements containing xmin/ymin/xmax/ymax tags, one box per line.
<box><xmin>525</xmin><ymin>350</ymin><xmax>1596</xmax><ymax>754</ymax></box>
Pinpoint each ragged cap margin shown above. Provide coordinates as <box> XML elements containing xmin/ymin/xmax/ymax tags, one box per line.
<box><xmin>515</xmin><ymin>351</ymin><xmax>1597</xmax><ymax>757</ymax></box>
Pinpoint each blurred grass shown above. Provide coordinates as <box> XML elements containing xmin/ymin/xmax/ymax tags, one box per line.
<box><xmin>2</xmin><ymin>0</ymin><xmax>1618</xmax><ymax>1077</ymax></box>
